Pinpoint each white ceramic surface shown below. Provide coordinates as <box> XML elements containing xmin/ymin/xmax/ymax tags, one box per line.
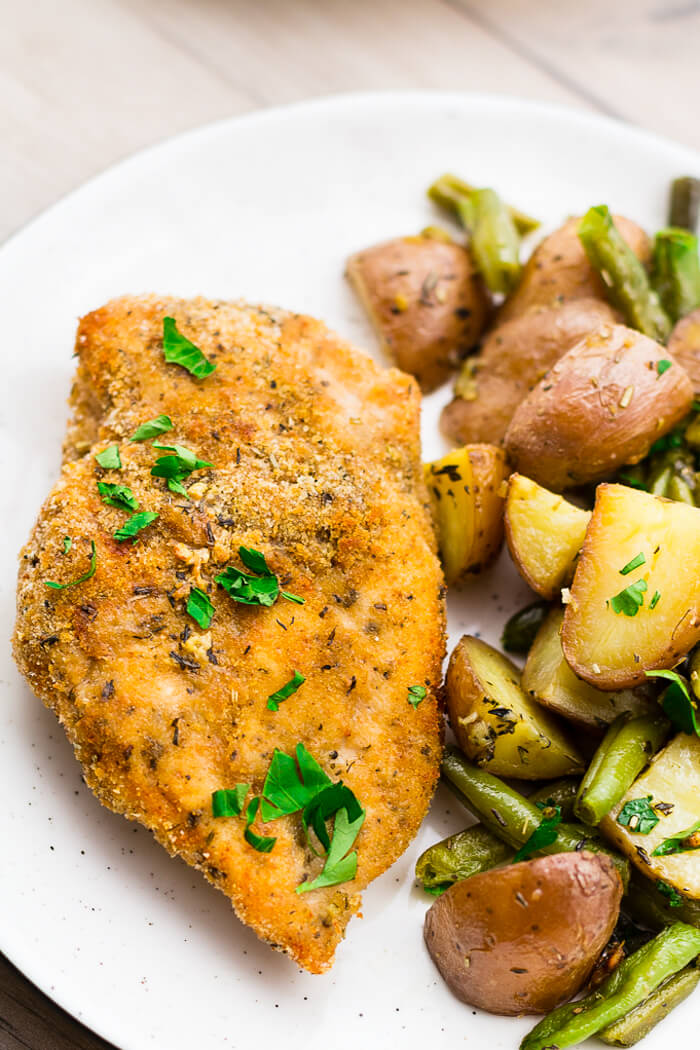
<box><xmin>2</xmin><ymin>93</ymin><xmax>698</xmax><ymax>1050</ymax></box>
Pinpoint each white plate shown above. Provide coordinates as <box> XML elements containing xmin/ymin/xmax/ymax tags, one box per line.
<box><xmin>2</xmin><ymin>92</ymin><xmax>699</xmax><ymax>1050</ymax></box>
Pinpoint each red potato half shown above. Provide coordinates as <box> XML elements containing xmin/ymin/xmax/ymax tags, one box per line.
<box><xmin>346</xmin><ymin>235</ymin><xmax>489</xmax><ymax>392</ymax></box>
<box><xmin>504</xmin><ymin>323</ymin><xmax>694</xmax><ymax>491</ymax></box>
<box><xmin>668</xmin><ymin>307</ymin><xmax>700</xmax><ymax>393</ymax></box>
<box><xmin>424</xmin><ymin>851</ymin><xmax>622</xmax><ymax>1016</ymax></box>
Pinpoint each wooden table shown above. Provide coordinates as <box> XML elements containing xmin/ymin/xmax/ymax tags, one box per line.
<box><xmin>2</xmin><ymin>0</ymin><xmax>699</xmax><ymax>1045</ymax></box>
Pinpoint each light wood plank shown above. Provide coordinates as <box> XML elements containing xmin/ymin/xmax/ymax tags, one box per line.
<box><xmin>0</xmin><ymin>0</ymin><xmax>257</xmax><ymax>241</ymax></box>
<box><xmin>454</xmin><ymin>0</ymin><xmax>700</xmax><ymax>151</ymax></box>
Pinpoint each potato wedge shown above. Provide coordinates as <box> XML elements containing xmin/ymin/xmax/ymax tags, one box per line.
<box><xmin>668</xmin><ymin>307</ymin><xmax>700</xmax><ymax>393</ymax></box>
<box><xmin>441</xmin><ymin>297</ymin><xmax>618</xmax><ymax>446</ymax></box>
<box><xmin>504</xmin><ymin>324</ymin><xmax>694</xmax><ymax>491</ymax></box>
<box><xmin>505</xmin><ymin>473</ymin><xmax>591</xmax><ymax>600</ymax></box>
<box><xmin>600</xmin><ymin>733</ymin><xmax>700</xmax><ymax>900</ymax></box>
<box><xmin>562</xmin><ymin>484</ymin><xmax>700</xmax><ymax>689</ymax></box>
<box><xmin>445</xmin><ymin>635</ymin><xmax>584</xmax><ymax>779</ymax></box>
<box><xmin>498</xmin><ymin>215</ymin><xmax>650</xmax><ymax>324</ymax></box>
<box><xmin>346</xmin><ymin>235</ymin><xmax>489</xmax><ymax>392</ymax></box>
<box><xmin>424</xmin><ymin>851</ymin><xmax>622</xmax><ymax>1015</ymax></box>
<box><xmin>522</xmin><ymin>609</ymin><xmax>655</xmax><ymax>730</ymax></box>
<box><xmin>425</xmin><ymin>444</ymin><xmax>507</xmax><ymax>584</ymax></box>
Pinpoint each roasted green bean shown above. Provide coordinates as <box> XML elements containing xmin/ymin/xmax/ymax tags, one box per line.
<box><xmin>427</xmin><ymin>173</ymin><xmax>540</xmax><ymax>235</ymax></box>
<box><xmin>501</xmin><ymin>600</ymin><xmax>549</xmax><ymax>654</ymax></box>
<box><xmin>521</xmin><ymin>923</ymin><xmax>700</xmax><ymax>1050</ymax></box>
<box><xmin>652</xmin><ymin>227</ymin><xmax>700</xmax><ymax>324</ymax></box>
<box><xmin>456</xmin><ymin>188</ymin><xmax>521</xmax><ymax>295</ymax></box>
<box><xmin>600</xmin><ymin>963</ymin><xmax>700</xmax><ymax>1046</ymax></box>
<box><xmin>575</xmin><ymin>713</ymin><xmax>671</xmax><ymax>826</ymax></box>
<box><xmin>669</xmin><ymin>176</ymin><xmax>700</xmax><ymax>232</ymax></box>
<box><xmin>578</xmin><ymin>205</ymin><xmax>671</xmax><ymax>342</ymax></box>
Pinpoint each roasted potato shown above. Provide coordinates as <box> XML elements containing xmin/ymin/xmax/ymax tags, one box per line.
<box><xmin>600</xmin><ymin>733</ymin><xmax>700</xmax><ymax>901</ymax></box>
<box><xmin>562</xmin><ymin>484</ymin><xmax>700</xmax><ymax>689</ymax></box>
<box><xmin>445</xmin><ymin>635</ymin><xmax>584</xmax><ymax>779</ymax></box>
<box><xmin>522</xmin><ymin>609</ymin><xmax>655</xmax><ymax>730</ymax></box>
<box><xmin>504</xmin><ymin>324</ymin><xmax>694</xmax><ymax>491</ymax></box>
<box><xmin>424</xmin><ymin>851</ymin><xmax>623</xmax><ymax>1015</ymax></box>
<box><xmin>498</xmin><ymin>215</ymin><xmax>650</xmax><ymax>324</ymax></box>
<box><xmin>504</xmin><ymin>473</ymin><xmax>591</xmax><ymax>600</ymax></box>
<box><xmin>441</xmin><ymin>297</ymin><xmax>618</xmax><ymax>446</ymax></box>
<box><xmin>668</xmin><ymin>307</ymin><xmax>700</xmax><ymax>393</ymax></box>
<box><xmin>425</xmin><ymin>444</ymin><xmax>507</xmax><ymax>584</ymax></box>
<box><xmin>346</xmin><ymin>235</ymin><xmax>489</xmax><ymax>392</ymax></box>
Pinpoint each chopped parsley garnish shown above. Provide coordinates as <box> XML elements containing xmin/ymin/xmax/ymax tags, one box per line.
<box><xmin>113</xmin><ymin>511</ymin><xmax>159</xmax><ymax>542</ymax></box>
<box><xmin>267</xmin><ymin>671</ymin><xmax>305</xmax><ymax>712</ymax></box>
<box><xmin>645</xmin><ymin>669</ymin><xmax>700</xmax><ymax>736</ymax></box>
<box><xmin>130</xmin><ymin>415</ymin><xmax>173</xmax><ymax>442</ymax></box>
<box><xmin>618</xmin><ymin>474</ymin><xmax>648</xmax><ymax>491</ymax></box>
<box><xmin>617</xmin><ymin>796</ymin><xmax>659</xmax><ymax>834</ymax></box>
<box><xmin>301</xmin><ymin>781</ymin><xmax>362</xmax><ymax>852</ymax></box>
<box><xmin>423</xmin><ymin>883</ymin><xmax>449</xmax><ymax>897</ymax></box>
<box><xmin>97</xmin><ymin>481</ymin><xmax>139</xmax><ymax>512</ymax></box>
<box><xmin>45</xmin><ymin>539</ymin><xmax>96</xmax><ymax>589</ymax></box>
<box><xmin>63</xmin><ymin>536</ymin><xmax>72</xmax><ymax>553</ymax></box>
<box><xmin>215</xmin><ymin>546</ymin><xmax>304</xmax><ymax>607</ymax></box>
<box><xmin>95</xmin><ymin>445</ymin><xmax>121</xmax><ymax>469</ymax></box>
<box><xmin>610</xmin><ymin>579</ymin><xmax>647</xmax><ymax>616</ymax></box>
<box><xmin>650</xmin><ymin>590</ymin><xmax>661</xmax><ymax>610</ymax></box>
<box><xmin>244</xmin><ymin>797</ymin><xmax>277</xmax><ymax>853</ymax></box>
<box><xmin>150</xmin><ymin>443</ymin><xmax>213</xmax><ymax>496</ymax></box>
<box><xmin>162</xmin><ymin>317</ymin><xmax>216</xmax><ymax>378</ymax></box>
<box><xmin>620</xmin><ymin>552</ymin><xmax>646</xmax><ymax>576</ymax></box>
<box><xmin>212</xmin><ymin>784</ymin><xmax>249</xmax><ymax>818</ymax></box>
<box><xmin>657</xmin><ymin>880</ymin><xmax>683</xmax><ymax>907</ymax></box>
<box><xmin>657</xmin><ymin>359</ymin><xmax>673</xmax><ymax>375</ymax></box>
<box><xmin>260</xmin><ymin>743</ymin><xmax>331</xmax><ymax>822</ymax></box>
<box><xmin>408</xmin><ymin>684</ymin><xmax>427</xmax><ymax>709</ymax></box>
<box><xmin>513</xmin><ymin>804</ymin><xmax>562</xmax><ymax>862</ymax></box>
<box><xmin>296</xmin><ymin>806</ymin><xmax>364</xmax><ymax>893</ymax></box>
<box><xmin>186</xmin><ymin>587</ymin><xmax>214</xmax><ymax>629</ymax></box>
<box><xmin>652</xmin><ymin>819</ymin><xmax>700</xmax><ymax>856</ymax></box>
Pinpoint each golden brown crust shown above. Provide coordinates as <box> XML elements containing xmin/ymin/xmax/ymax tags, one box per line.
<box><xmin>13</xmin><ymin>295</ymin><xmax>445</xmax><ymax>973</ymax></box>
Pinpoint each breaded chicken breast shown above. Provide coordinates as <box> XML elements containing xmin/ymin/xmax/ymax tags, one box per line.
<box><xmin>13</xmin><ymin>296</ymin><xmax>445</xmax><ymax>973</ymax></box>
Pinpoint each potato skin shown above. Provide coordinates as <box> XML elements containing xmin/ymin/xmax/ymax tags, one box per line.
<box><xmin>466</xmin><ymin>444</ymin><xmax>509</xmax><ymax>572</ymax></box>
<box><xmin>498</xmin><ymin>215</ymin><xmax>650</xmax><ymax>324</ymax></box>
<box><xmin>668</xmin><ymin>307</ymin><xmax>700</xmax><ymax>393</ymax></box>
<box><xmin>441</xmin><ymin>297</ymin><xmax>618</xmax><ymax>446</ymax></box>
<box><xmin>424</xmin><ymin>851</ymin><xmax>622</xmax><ymax>1015</ymax></box>
<box><xmin>504</xmin><ymin>323</ymin><xmax>694</xmax><ymax>491</ymax></box>
<box><xmin>346</xmin><ymin>236</ymin><xmax>489</xmax><ymax>392</ymax></box>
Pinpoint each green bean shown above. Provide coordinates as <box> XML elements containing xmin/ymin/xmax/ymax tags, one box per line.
<box><xmin>624</xmin><ymin>869</ymin><xmax>700</xmax><ymax>932</ymax></box>
<box><xmin>600</xmin><ymin>963</ymin><xmax>700</xmax><ymax>1045</ymax></box>
<box><xmin>427</xmin><ymin>173</ymin><xmax>540</xmax><ymax>235</ymax></box>
<box><xmin>669</xmin><ymin>176</ymin><xmax>700</xmax><ymax>232</ymax></box>
<box><xmin>648</xmin><ymin>462</ymin><xmax>672</xmax><ymax>496</ymax></box>
<box><xmin>575</xmin><ymin>714</ymin><xmax>671</xmax><ymax>826</ymax></box>
<box><xmin>456</xmin><ymin>188</ymin><xmax>521</xmax><ymax>295</ymax></box>
<box><xmin>652</xmin><ymin>228</ymin><xmax>700</xmax><ymax>324</ymax></box>
<box><xmin>521</xmin><ymin>923</ymin><xmax>700</xmax><ymax>1050</ymax></box>
<box><xmin>442</xmin><ymin>748</ymin><xmax>629</xmax><ymax>886</ymax></box>
<box><xmin>667</xmin><ymin>472</ymin><xmax>697</xmax><ymax>505</ymax></box>
<box><xmin>530</xmin><ymin>776</ymin><xmax>581</xmax><ymax>820</ymax></box>
<box><xmin>501</xmin><ymin>600</ymin><xmax>550</xmax><ymax>654</ymax></box>
<box><xmin>415</xmin><ymin>824</ymin><xmax>512</xmax><ymax>891</ymax></box>
<box><xmin>578</xmin><ymin>205</ymin><xmax>671</xmax><ymax>342</ymax></box>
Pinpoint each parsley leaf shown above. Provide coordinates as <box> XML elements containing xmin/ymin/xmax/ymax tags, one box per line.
<box><xmin>657</xmin><ymin>359</ymin><xmax>673</xmax><ymax>375</ymax></box>
<box><xmin>45</xmin><ymin>539</ymin><xmax>97</xmax><ymax>589</ymax></box>
<box><xmin>423</xmin><ymin>883</ymin><xmax>449</xmax><ymax>897</ymax></box>
<box><xmin>617</xmin><ymin>796</ymin><xmax>660</xmax><ymax>834</ymax></box>
<box><xmin>657</xmin><ymin>880</ymin><xmax>683</xmax><ymax>907</ymax></box>
<box><xmin>301</xmin><ymin>782</ymin><xmax>363</xmax><ymax>852</ymax></box>
<box><xmin>97</xmin><ymin>481</ymin><xmax>139</xmax><ymax>512</ymax></box>
<box><xmin>267</xmin><ymin>671</ymin><xmax>305</xmax><ymax>712</ymax></box>
<box><xmin>114</xmin><ymin>511</ymin><xmax>159</xmax><ymax>542</ymax></box>
<box><xmin>162</xmin><ymin>317</ymin><xmax>216</xmax><ymax>378</ymax></box>
<box><xmin>645</xmin><ymin>669</ymin><xmax>699</xmax><ymax>736</ymax></box>
<box><xmin>620</xmin><ymin>552</ymin><xmax>646</xmax><ymax>576</ymax></box>
<box><xmin>610</xmin><ymin>579</ymin><xmax>647</xmax><ymax>616</ymax></box>
<box><xmin>296</xmin><ymin>807</ymin><xmax>365</xmax><ymax>893</ymax></box>
<box><xmin>244</xmin><ymin>796</ymin><xmax>277</xmax><ymax>853</ymax></box>
<box><xmin>408</xmin><ymin>684</ymin><xmax>427</xmax><ymax>709</ymax></box>
<box><xmin>215</xmin><ymin>546</ymin><xmax>304</xmax><ymax>607</ymax></box>
<box><xmin>63</xmin><ymin>536</ymin><xmax>72</xmax><ymax>553</ymax></box>
<box><xmin>186</xmin><ymin>587</ymin><xmax>214</xmax><ymax>629</ymax></box>
<box><xmin>212</xmin><ymin>784</ymin><xmax>249</xmax><ymax>818</ymax></box>
<box><xmin>150</xmin><ymin>443</ymin><xmax>213</xmax><ymax>497</ymax></box>
<box><xmin>260</xmin><ymin>743</ymin><xmax>332</xmax><ymax>823</ymax></box>
<box><xmin>95</xmin><ymin>445</ymin><xmax>121</xmax><ymax>469</ymax></box>
<box><xmin>618</xmin><ymin>473</ymin><xmax>648</xmax><ymax>491</ymax></box>
<box><xmin>130</xmin><ymin>415</ymin><xmax>173</xmax><ymax>441</ymax></box>
<box><xmin>652</xmin><ymin>820</ymin><xmax>700</xmax><ymax>856</ymax></box>
<box><xmin>513</xmin><ymin>805</ymin><xmax>562</xmax><ymax>862</ymax></box>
